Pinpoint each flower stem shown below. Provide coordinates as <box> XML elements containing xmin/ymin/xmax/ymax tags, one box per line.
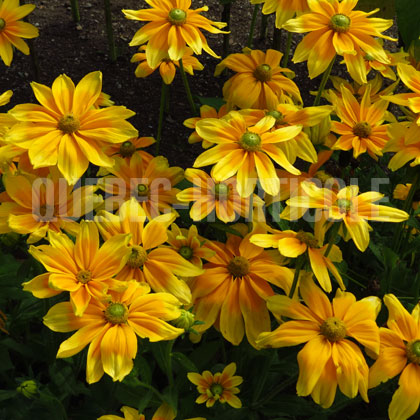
<box><xmin>70</xmin><ymin>0</ymin><xmax>80</xmax><ymax>22</ymax></box>
<box><xmin>281</xmin><ymin>31</ymin><xmax>292</xmax><ymax>68</ymax></box>
<box><xmin>313</xmin><ymin>55</ymin><xmax>336</xmax><ymax>106</ymax></box>
<box><xmin>288</xmin><ymin>255</ymin><xmax>305</xmax><ymax>298</ymax></box>
<box><xmin>273</xmin><ymin>27</ymin><xmax>281</xmax><ymax>50</ymax></box>
<box><xmin>179</xmin><ymin>58</ymin><xmax>198</xmax><ymax>116</ymax></box>
<box><xmin>247</xmin><ymin>4</ymin><xmax>259</xmax><ymax>48</ymax></box>
<box><xmin>221</xmin><ymin>2</ymin><xmax>231</xmax><ymax>57</ymax></box>
<box><xmin>259</xmin><ymin>12</ymin><xmax>268</xmax><ymax>40</ymax></box>
<box><xmin>103</xmin><ymin>0</ymin><xmax>117</xmax><ymax>62</ymax></box>
<box><xmin>28</xmin><ymin>39</ymin><xmax>40</xmax><ymax>82</ymax></box>
<box><xmin>156</xmin><ymin>81</ymin><xmax>169</xmax><ymax>155</ymax></box>
<box><xmin>324</xmin><ymin>221</ymin><xmax>341</xmax><ymax>258</ymax></box>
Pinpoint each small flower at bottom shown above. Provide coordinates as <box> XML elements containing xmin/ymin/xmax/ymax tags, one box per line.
<box><xmin>188</xmin><ymin>362</ymin><xmax>243</xmax><ymax>408</ymax></box>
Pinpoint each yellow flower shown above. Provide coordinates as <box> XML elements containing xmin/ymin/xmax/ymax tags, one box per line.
<box><xmin>43</xmin><ymin>281</ymin><xmax>183</xmax><ymax>384</ymax></box>
<box><xmin>393</xmin><ymin>184</ymin><xmax>419</xmax><ymax>210</ymax></box>
<box><xmin>193</xmin><ymin>111</ymin><xmax>303</xmax><ymax>197</ymax></box>
<box><xmin>0</xmin><ymin>0</ymin><xmax>38</xmax><ymax>66</ymax></box>
<box><xmin>95</xmin><ymin>198</ymin><xmax>203</xmax><ymax>304</ymax></box>
<box><xmin>187</xmin><ymin>362</ymin><xmax>243</xmax><ymax>408</ymax></box>
<box><xmin>257</xmin><ymin>275</ymin><xmax>381</xmax><ymax>408</ymax></box>
<box><xmin>0</xmin><ymin>89</ymin><xmax>12</xmax><ymax>105</ymax></box>
<box><xmin>123</xmin><ymin>0</ymin><xmax>227</xmax><ymax>68</ymax></box>
<box><xmin>190</xmin><ymin>224</ymin><xmax>293</xmax><ymax>348</ymax></box>
<box><xmin>6</xmin><ymin>71</ymin><xmax>138</xmax><ymax>184</ymax></box>
<box><xmin>251</xmin><ymin>228</ymin><xmax>344</xmax><ymax>292</ymax></box>
<box><xmin>283</xmin><ymin>181</ymin><xmax>409</xmax><ymax>251</ymax></box>
<box><xmin>0</xmin><ymin>169</ymin><xmax>103</xmax><ymax>243</ymax></box>
<box><xmin>250</xmin><ymin>0</ymin><xmax>309</xmax><ymax>29</ymax></box>
<box><xmin>23</xmin><ymin>221</ymin><xmax>131</xmax><ymax>316</ymax></box>
<box><xmin>369</xmin><ymin>295</ymin><xmax>420</xmax><ymax>420</ymax></box>
<box><xmin>97</xmin><ymin>403</ymin><xmax>179</xmax><ymax>420</ymax></box>
<box><xmin>215</xmin><ymin>48</ymin><xmax>301</xmax><ymax>109</ymax></box>
<box><xmin>283</xmin><ymin>0</ymin><xmax>395</xmax><ymax>79</ymax></box>
<box><xmin>131</xmin><ymin>46</ymin><xmax>203</xmax><ymax>84</ymax></box>
<box><xmin>330</xmin><ymin>84</ymin><xmax>389</xmax><ymax>159</ymax></box>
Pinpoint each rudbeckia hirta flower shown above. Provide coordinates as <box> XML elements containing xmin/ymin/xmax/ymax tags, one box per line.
<box><xmin>369</xmin><ymin>295</ymin><xmax>420</xmax><ymax>420</ymax></box>
<box><xmin>282</xmin><ymin>181</ymin><xmax>409</xmax><ymax>251</ymax></box>
<box><xmin>257</xmin><ymin>275</ymin><xmax>381</xmax><ymax>408</ymax></box>
<box><xmin>393</xmin><ymin>184</ymin><xmax>420</xmax><ymax>210</ymax></box>
<box><xmin>0</xmin><ymin>0</ymin><xmax>38</xmax><ymax>66</ymax></box>
<box><xmin>283</xmin><ymin>0</ymin><xmax>394</xmax><ymax>79</ymax></box>
<box><xmin>193</xmin><ymin>111</ymin><xmax>303</xmax><ymax>197</ymax></box>
<box><xmin>23</xmin><ymin>221</ymin><xmax>131</xmax><ymax>316</ymax></box>
<box><xmin>43</xmin><ymin>281</ymin><xmax>184</xmax><ymax>384</ymax></box>
<box><xmin>330</xmin><ymin>84</ymin><xmax>389</xmax><ymax>159</ymax></box>
<box><xmin>215</xmin><ymin>48</ymin><xmax>301</xmax><ymax>109</ymax></box>
<box><xmin>98</xmin><ymin>403</ymin><xmax>177</xmax><ymax>420</ymax></box>
<box><xmin>6</xmin><ymin>71</ymin><xmax>138</xmax><ymax>184</ymax></box>
<box><xmin>187</xmin><ymin>362</ymin><xmax>243</xmax><ymax>408</ymax></box>
<box><xmin>123</xmin><ymin>0</ymin><xmax>227</xmax><ymax>69</ymax></box>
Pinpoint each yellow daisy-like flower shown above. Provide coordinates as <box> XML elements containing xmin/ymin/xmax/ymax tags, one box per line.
<box><xmin>282</xmin><ymin>181</ymin><xmax>409</xmax><ymax>251</ymax></box>
<box><xmin>257</xmin><ymin>275</ymin><xmax>381</xmax><ymax>408</ymax></box>
<box><xmin>0</xmin><ymin>0</ymin><xmax>38</xmax><ymax>66</ymax></box>
<box><xmin>123</xmin><ymin>0</ymin><xmax>227</xmax><ymax>69</ymax></box>
<box><xmin>369</xmin><ymin>295</ymin><xmax>420</xmax><ymax>420</ymax></box>
<box><xmin>190</xmin><ymin>224</ymin><xmax>293</xmax><ymax>348</ymax></box>
<box><xmin>250</xmin><ymin>0</ymin><xmax>309</xmax><ymax>29</ymax></box>
<box><xmin>43</xmin><ymin>281</ymin><xmax>183</xmax><ymax>384</ymax></box>
<box><xmin>131</xmin><ymin>45</ymin><xmax>203</xmax><ymax>84</ymax></box>
<box><xmin>23</xmin><ymin>221</ymin><xmax>131</xmax><ymax>316</ymax></box>
<box><xmin>98</xmin><ymin>403</ymin><xmax>179</xmax><ymax>420</ymax></box>
<box><xmin>330</xmin><ymin>84</ymin><xmax>389</xmax><ymax>159</ymax></box>
<box><xmin>393</xmin><ymin>184</ymin><xmax>419</xmax><ymax>210</ymax></box>
<box><xmin>6</xmin><ymin>71</ymin><xmax>138</xmax><ymax>185</ymax></box>
<box><xmin>283</xmin><ymin>0</ymin><xmax>395</xmax><ymax>79</ymax></box>
<box><xmin>193</xmin><ymin>111</ymin><xmax>303</xmax><ymax>197</ymax></box>
<box><xmin>215</xmin><ymin>48</ymin><xmax>302</xmax><ymax>109</ymax></box>
<box><xmin>187</xmin><ymin>362</ymin><xmax>243</xmax><ymax>408</ymax></box>
<box><xmin>0</xmin><ymin>89</ymin><xmax>12</xmax><ymax>105</ymax></box>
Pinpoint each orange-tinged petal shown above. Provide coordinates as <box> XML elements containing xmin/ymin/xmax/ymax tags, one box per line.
<box><xmin>220</xmin><ymin>278</ymin><xmax>244</xmax><ymax>345</ymax></box>
<box><xmin>22</xmin><ymin>273</ymin><xmax>61</xmax><ymax>299</ymax></box>
<box><xmin>300</xmin><ymin>275</ymin><xmax>332</xmax><ymax>320</ymax></box>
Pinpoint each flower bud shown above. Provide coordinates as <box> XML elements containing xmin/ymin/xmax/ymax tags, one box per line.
<box><xmin>16</xmin><ymin>380</ymin><xmax>38</xmax><ymax>399</ymax></box>
<box><xmin>173</xmin><ymin>309</ymin><xmax>195</xmax><ymax>331</ymax></box>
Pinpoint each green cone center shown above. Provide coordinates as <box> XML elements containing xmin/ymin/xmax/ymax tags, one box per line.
<box><xmin>169</xmin><ymin>8</ymin><xmax>186</xmax><ymax>25</ymax></box>
<box><xmin>137</xmin><ymin>183</ymin><xmax>149</xmax><ymax>197</ymax></box>
<box><xmin>210</xmin><ymin>383</ymin><xmax>224</xmax><ymax>396</ymax></box>
<box><xmin>127</xmin><ymin>246</ymin><xmax>148</xmax><ymax>268</ymax></box>
<box><xmin>0</xmin><ymin>18</ymin><xmax>5</xmax><ymax>31</ymax></box>
<box><xmin>179</xmin><ymin>245</ymin><xmax>193</xmax><ymax>260</ymax></box>
<box><xmin>254</xmin><ymin>64</ymin><xmax>272</xmax><ymax>82</ymax></box>
<box><xmin>119</xmin><ymin>140</ymin><xmax>136</xmax><ymax>157</ymax></box>
<box><xmin>214</xmin><ymin>183</ymin><xmax>230</xmax><ymax>199</ymax></box>
<box><xmin>330</xmin><ymin>14</ymin><xmax>351</xmax><ymax>33</ymax></box>
<box><xmin>58</xmin><ymin>114</ymin><xmax>80</xmax><ymax>134</ymax></box>
<box><xmin>105</xmin><ymin>302</ymin><xmax>128</xmax><ymax>324</ymax></box>
<box><xmin>239</xmin><ymin>132</ymin><xmax>261</xmax><ymax>152</ymax></box>
<box><xmin>320</xmin><ymin>317</ymin><xmax>346</xmax><ymax>342</ymax></box>
<box><xmin>353</xmin><ymin>121</ymin><xmax>372</xmax><ymax>138</ymax></box>
<box><xmin>407</xmin><ymin>340</ymin><xmax>420</xmax><ymax>364</ymax></box>
<box><xmin>227</xmin><ymin>256</ymin><xmax>250</xmax><ymax>278</ymax></box>
<box><xmin>266</xmin><ymin>110</ymin><xmax>284</xmax><ymax>124</ymax></box>
<box><xmin>295</xmin><ymin>231</ymin><xmax>319</xmax><ymax>248</ymax></box>
<box><xmin>336</xmin><ymin>198</ymin><xmax>353</xmax><ymax>213</ymax></box>
<box><xmin>76</xmin><ymin>270</ymin><xmax>92</xmax><ymax>284</ymax></box>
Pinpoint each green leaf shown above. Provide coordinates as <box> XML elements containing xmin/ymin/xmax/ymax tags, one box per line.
<box><xmin>0</xmin><ymin>390</ymin><xmax>16</xmax><ymax>402</ymax></box>
<box><xmin>396</xmin><ymin>0</ymin><xmax>420</xmax><ymax>47</ymax></box>
<box><xmin>195</xmin><ymin>96</ymin><xmax>226</xmax><ymax>111</ymax></box>
<box><xmin>172</xmin><ymin>352</ymin><xmax>198</xmax><ymax>373</ymax></box>
<box><xmin>357</xmin><ymin>0</ymin><xmax>395</xmax><ymax>18</ymax></box>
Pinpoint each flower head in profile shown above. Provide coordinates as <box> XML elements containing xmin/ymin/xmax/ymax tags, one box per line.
<box><xmin>97</xmin><ymin>403</ymin><xmax>178</xmax><ymax>420</ymax></box>
<box><xmin>0</xmin><ymin>0</ymin><xmax>38</xmax><ymax>66</ymax></box>
<box><xmin>215</xmin><ymin>48</ymin><xmax>301</xmax><ymax>109</ymax></box>
<box><xmin>6</xmin><ymin>71</ymin><xmax>138</xmax><ymax>184</ymax></box>
<box><xmin>43</xmin><ymin>281</ymin><xmax>183</xmax><ymax>384</ymax></box>
<box><xmin>188</xmin><ymin>362</ymin><xmax>243</xmax><ymax>408</ymax></box>
<box><xmin>257</xmin><ymin>275</ymin><xmax>381</xmax><ymax>408</ymax></box>
<box><xmin>123</xmin><ymin>0</ymin><xmax>227</xmax><ymax>68</ymax></box>
<box><xmin>369</xmin><ymin>295</ymin><xmax>420</xmax><ymax>420</ymax></box>
<box><xmin>283</xmin><ymin>0</ymin><xmax>395</xmax><ymax>79</ymax></box>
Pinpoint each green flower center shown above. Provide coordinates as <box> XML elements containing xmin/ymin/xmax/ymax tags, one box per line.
<box><xmin>406</xmin><ymin>340</ymin><xmax>420</xmax><ymax>364</ymax></box>
<box><xmin>336</xmin><ymin>198</ymin><xmax>353</xmax><ymax>213</ymax></box>
<box><xmin>58</xmin><ymin>114</ymin><xmax>80</xmax><ymax>134</ymax></box>
<box><xmin>0</xmin><ymin>18</ymin><xmax>5</xmax><ymax>31</ymax></box>
<box><xmin>329</xmin><ymin>14</ymin><xmax>351</xmax><ymax>33</ymax></box>
<box><xmin>227</xmin><ymin>256</ymin><xmax>250</xmax><ymax>278</ymax></box>
<box><xmin>210</xmin><ymin>383</ymin><xmax>224</xmax><ymax>396</ymax></box>
<box><xmin>266</xmin><ymin>110</ymin><xmax>284</xmax><ymax>124</ymax></box>
<box><xmin>179</xmin><ymin>245</ymin><xmax>193</xmax><ymax>260</ymax></box>
<box><xmin>119</xmin><ymin>140</ymin><xmax>136</xmax><ymax>157</ymax></box>
<box><xmin>295</xmin><ymin>231</ymin><xmax>319</xmax><ymax>248</ymax></box>
<box><xmin>214</xmin><ymin>183</ymin><xmax>230</xmax><ymax>199</ymax></box>
<box><xmin>239</xmin><ymin>132</ymin><xmax>261</xmax><ymax>152</ymax></box>
<box><xmin>320</xmin><ymin>317</ymin><xmax>347</xmax><ymax>342</ymax></box>
<box><xmin>168</xmin><ymin>8</ymin><xmax>186</xmax><ymax>25</ymax></box>
<box><xmin>104</xmin><ymin>302</ymin><xmax>128</xmax><ymax>324</ymax></box>
<box><xmin>353</xmin><ymin>121</ymin><xmax>372</xmax><ymax>138</ymax></box>
<box><xmin>254</xmin><ymin>64</ymin><xmax>272</xmax><ymax>82</ymax></box>
<box><xmin>76</xmin><ymin>270</ymin><xmax>92</xmax><ymax>284</ymax></box>
<box><xmin>127</xmin><ymin>246</ymin><xmax>148</xmax><ymax>268</ymax></box>
<box><xmin>137</xmin><ymin>183</ymin><xmax>149</xmax><ymax>197</ymax></box>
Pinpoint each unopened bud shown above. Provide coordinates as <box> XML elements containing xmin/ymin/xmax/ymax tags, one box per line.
<box><xmin>17</xmin><ymin>380</ymin><xmax>38</xmax><ymax>399</ymax></box>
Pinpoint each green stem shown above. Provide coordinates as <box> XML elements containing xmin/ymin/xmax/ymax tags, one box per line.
<box><xmin>281</xmin><ymin>31</ymin><xmax>292</xmax><ymax>67</ymax></box>
<box><xmin>103</xmin><ymin>0</ymin><xmax>117</xmax><ymax>62</ymax></box>
<box><xmin>70</xmin><ymin>0</ymin><xmax>80</xmax><ymax>22</ymax></box>
<box><xmin>253</xmin><ymin>374</ymin><xmax>297</xmax><ymax>408</ymax></box>
<box><xmin>179</xmin><ymin>58</ymin><xmax>198</xmax><ymax>116</ymax></box>
<box><xmin>28</xmin><ymin>38</ymin><xmax>40</xmax><ymax>82</ymax></box>
<box><xmin>273</xmin><ymin>27</ymin><xmax>282</xmax><ymax>51</ymax></box>
<box><xmin>156</xmin><ymin>81</ymin><xmax>169</xmax><ymax>155</ymax></box>
<box><xmin>165</xmin><ymin>339</ymin><xmax>175</xmax><ymax>388</ymax></box>
<box><xmin>289</xmin><ymin>255</ymin><xmax>305</xmax><ymax>298</ymax></box>
<box><xmin>247</xmin><ymin>4</ymin><xmax>259</xmax><ymax>48</ymax></box>
<box><xmin>324</xmin><ymin>221</ymin><xmax>341</xmax><ymax>258</ymax></box>
<box><xmin>313</xmin><ymin>55</ymin><xmax>336</xmax><ymax>106</ymax></box>
<box><xmin>259</xmin><ymin>12</ymin><xmax>268</xmax><ymax>40</ymax></box>
<box><xmin>221</xmin><ymin>2</ymin><xmax>231</xmax><ymax>57</ymax></box>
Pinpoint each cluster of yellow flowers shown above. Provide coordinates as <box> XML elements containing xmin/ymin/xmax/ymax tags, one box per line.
<box><xmin>1</xmin><ymin>0</ymin><xmax>420</xmax><ymax>419</ymax></box>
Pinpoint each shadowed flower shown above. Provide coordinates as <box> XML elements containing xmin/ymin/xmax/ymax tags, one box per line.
<box><xmin>97</xmin><ymin>403</ymin><xmax>181</xmax><ymax>420</ymax></box>
<box><xmin>393</xmin><ymin>184</ymin><xmax>419</xmax><ymax>210</ymax></box>
<box><xmin>188</xmin><ymin>362</ymin><xmax>243</xmax><ymax>408</ymax></box>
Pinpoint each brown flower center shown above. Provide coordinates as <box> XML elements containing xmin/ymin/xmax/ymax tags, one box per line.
<box><xmin>76</xmin><ymin>270</ymin><xmax>92</xmax><ymax>284</ymax></box>
<box><xmin>227</xmin><ymin>256</ymin><xmax>250</xmax><ymax>278</ymax></box>
<box><xmin>406</xmin><ymin>340</ymin><xmax>420</xmax><ymax>364</ymax></box>
<box><xmin>210</xmin><ymin>383</ymin><xmax>224</xmax><ymax>396</ymax></box>
<box><xmin>254</xmin><ymin>64</ymin><xmax>272</xmax><ymax>82</ymax></box>
<box><xmin>0</xmin><ymin>18</ymin><xmax>5</xmax><ymax>31</ymax></box>
<box><xmin>127</xmin><ymin>246</ymin><xmax>148</xmax><ymax>268</ymax></box>
<box><xmin>168</xmin><ymin>8</ymin><xmax>186</xmax><ymax>25</ymax></box>
<box><xmin>179</xmin><ymin>245</ymin><xmax>193</xmax><ymax>260</ymax></box>
<box><xmin>137</xmin><ymin>183</ymin><xmax>149</xmax><ymax>197</ymax></box>
<box><xmin>239</xmin><ymin>131</ymin><xmax>261</xmax><ymax>152</ymax></box>
<box><xmin>295</xmin><ymin>231</ymin><xmax>319</xmax><ymax>248</ymax></box>
<box><xmin>353</xmin><ymin>121</ymin><xmax>372</xmax><ymax>138</ymax></box>
<box><xmin>320</xmin><ymin>317</ymin><xmax>347</xmax><ymax>342</ymax></box>
<box><xmin>58</xmin><ymin>114</ymin><xmax>80</xmax><ymax>134</ymax></box>
<box><xmin>336</xmin><ymin>198</ymin><xmax>353</xmax><ymax>214</ymax></box>
<box><xmin>214</xmin><ymin>183</ymin><xmax>230</xmax><ymax>200</ymax></box>
<box><xmin>119</xmin><ymin>140</ymin><xmax>136</xmax><ymax>157</ymax></box>
<box><xmin>104</xmin><ymin>302</ymin><xmax>128</xmax><ymax>324</ymax></box>
<box><xmin>329</xmin><ymin>14</ymin><xmax>351</xmax><ymax>33</ymax></box>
